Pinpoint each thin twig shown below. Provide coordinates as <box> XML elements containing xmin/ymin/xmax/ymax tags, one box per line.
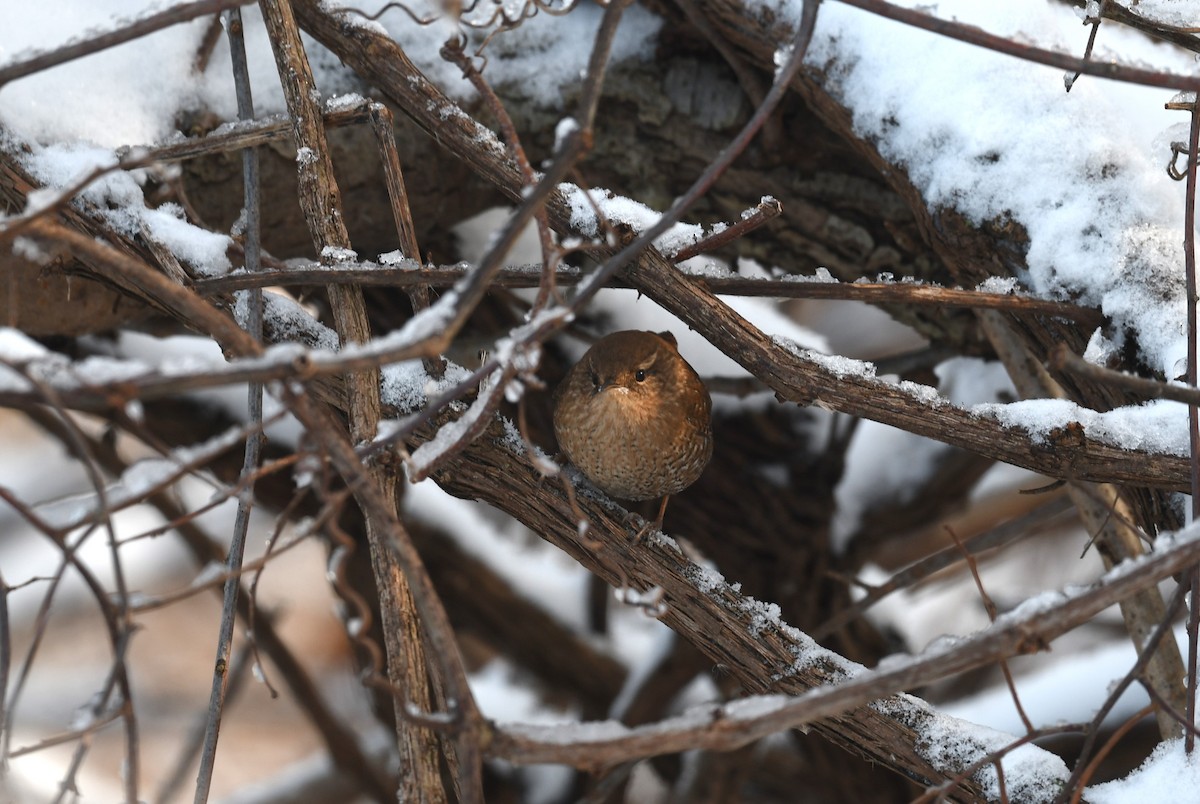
<box><xmin>1052</xmin><ymin>580</ymin><xmax>1188</xmax><ymax>803</ymax></box>
<box><xmin>440</xmin><ymin>36</ymin><xmax>560</xmax><ymax>311</ymax></box>
<box><xmin>14</xmin><ymin>372</ymin><xmax>140</xmax><ymax>802</ymax></box>
<box><xmin>1140</xmin><ymin>682</ymin><xmax>1200</xmax><ymax>740</ymax></box>
<box><xmin>1065</xmin><ymin>0</ymin><xmax>1105</xmax><ymax>92</ymax></box>
<box><xmin>0</xmin><ymin>571</ymin><xmax>9</xmax><ymax>767</ymax></box>
<box><xmin>1183</xmin><ymin>90</ymin><xmax>1200</xmax><ymax>756</ymax></box>
<box><xmin>160</xmin><ymin>644</ymin><xmax>257</xmax><ymax>804</ymax></box>
<box><xmin>0</xmin><ymin>481</ymin><xmax>137</xmax><ymax>801</ymax></box>
<box><xmin>192</xmin><ymin>261</ymin><xmax>1104</xmax><ymax>327</ymax></box>
<box><xmin>1067</xmin><ymin>704</ymin><xmax>1155</xmax><ymax>804</ymax></box>
<box><xmin>671</xmin><ymin>197</ymin><xmax>783</xmax><ymax>262</ymax></box>
<box><xmin>820</xmin><ymin>495</ymin><xmax>1073</xmax><ymax>641</ymax></box>
<box><xmin>834</xmin><ymin>0</ymin><xmax>1200</xmax><ymax>90</ymax></box>
<box><xmin>945</xmin><ymin>525</ymin><xmax>1035</xmax><ymax>734</ymax></box>
<box><xmin>1</xmin><ymin>530</ymin><xmax>68</xmax><ymax>763</ymax></box>
<box><xmin>20</xmin><ymin>403</ymin><xmax>393</xmax><ymax>803</ymax></box>
<box><xmin>367</xmin><ymin>101</ymin><xmax>448</xmax><ymax>379</ymax></box>
<box><xmin>192</xmin><ymin>12</ymin><xmax>226</xmax><ymax>74</ymax></box>
<box><xmin>194</xmin><ymin>9</ymin><xmax>264</xmax><ymax>801</ymax></box>
<box><xmin>1051</xmin><ymin>342</ymin><xmax>1200</xmax><ymax>405</ymax></box>
<box><xmin>9</xmin><ymin>708</ymin><xmax>125</xmax><ymax>760</ymax></box>
<box><xmin>123</xmin><ymin>103</ymin><xmax>373</xmax><ymax>164</ymax></box>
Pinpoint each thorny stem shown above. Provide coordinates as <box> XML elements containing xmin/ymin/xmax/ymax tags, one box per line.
<box><xmin>195</xmin><ymin>9</ymin><xmax>263</xmax><ymax>802</ymax></box>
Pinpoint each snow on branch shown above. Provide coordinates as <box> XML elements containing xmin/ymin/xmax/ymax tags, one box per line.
<box><xmin>416</xmin><ymin>402</ymin><xmax>1160</xmax><ymax>799</ymax></box>
<box><xmin>490</xmin><ymin>519</ymin><xmax>1200</xmax><ymax>771</ymax></box>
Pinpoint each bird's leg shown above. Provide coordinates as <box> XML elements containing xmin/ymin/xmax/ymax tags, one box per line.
<box><xmin>654</xmin><ymin>494</ymin><xmax>671</xmax><ymax>529</ymax></box>
<box><xmin>633</xmin><ymin>495</ymin><xmax>672</xmax><ymax>544</ymax></box>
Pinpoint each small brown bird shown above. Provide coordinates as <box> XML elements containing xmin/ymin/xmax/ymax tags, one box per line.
<box><xmin>553</xmin><ymin>330</ymin><xmax>713</xmax><ymax>532</ymax></box>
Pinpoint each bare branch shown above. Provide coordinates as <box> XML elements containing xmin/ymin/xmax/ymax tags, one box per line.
<box><xmin>834</xmin><ymin>0</ymin><xmax>1200</xmax><ymax>90</ymax></box>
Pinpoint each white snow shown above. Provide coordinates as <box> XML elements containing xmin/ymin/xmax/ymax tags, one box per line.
<box><xmin>0</xmin><ymin>327</ymin><xmax>50</xmax><ymax>361</ymax></box>
<box><xmin>261</xmin><ymin>291</ymin><xmax>340</xmax><ymax>350</ymax></box>
<box><xmin>319</xmin><ymin>244</ymin><xmax>358</xmax><ymax>263</ymax></box>
<box><xmin>782</xmin><ymin>265</ymin><xmax>838</xmax><ymax>283</ymax></box>
<box><xmin>914</xmin><ymin>706</ymin><xmax>1070</xmax><ymax>801</ymax></box>
<box><xmin>562</xmin><ymin>183</ymin><xmax>706</xmax><ymax>256</ymax></box>
<box><xmin>142</xmin><ymin>202</ymin><xmax>233</xmax><ymax>276</ymax></box>
<box><xmin>764</xmin><ymin>0</ymin><xmax>1195</xmax><ymax>382</ymax></box>
<box><xmin>1129</xmin><ymin>1</ymin><xmax>1200</xmax><ymax>28</ymax></box>
<box><xmin>1088</xmin><ymin>737</ymin><xmax>1200</xmax><ymax>803</ymax></box>
<box><xmin>0</xmin><ymin>1</ymin><xmax>211</xmax><ymax>147</ymax></box>
<box><xmin>406</xmin><ymin>396</ymin><xmax>494</xmax><ymax>478</ymax></box>
<box><xmin>977</xmin><ymin>397</ymin><xmax>1191</xmax><ymax>456</ymax></box>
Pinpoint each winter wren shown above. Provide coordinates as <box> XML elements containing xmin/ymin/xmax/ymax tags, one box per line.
<box><xmin>553</xmin><ymin>330</ymin><xmax>713</xmax><ymax>528</ymax></box>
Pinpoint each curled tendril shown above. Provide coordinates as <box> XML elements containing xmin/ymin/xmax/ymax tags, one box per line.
<box><xmin>334</xmin><ymin>1</ymin><xmax>437</xmax><ymax>24</ymax></box>
<box><xmin>338</xmin><ymin>0</ymin><xmax>581</xmax><ymax>44</ymax></box>
<box><xmin>1169</xmin><ymin>140</ymin><xmax>1194</xmax><ymax>182</ymax></box>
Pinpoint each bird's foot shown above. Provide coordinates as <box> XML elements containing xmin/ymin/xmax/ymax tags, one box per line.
<box><xmin>629</xmin><ymin>513</ymin><xmax>664</xmax><ymax>545</ymax></box>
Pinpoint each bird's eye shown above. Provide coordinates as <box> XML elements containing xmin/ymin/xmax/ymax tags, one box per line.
<box><xmin>589</xmin><ymin>370</ymin><xmax>601</xmax><ymax>388</ymax></box>
<box><xmin>635</xmin><ymin>369</ymin><xmax>647</xmax><ymax>382</ymax></box>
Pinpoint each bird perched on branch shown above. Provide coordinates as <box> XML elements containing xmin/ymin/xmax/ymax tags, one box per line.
<box><xmin>553</xmin><ymin>330</ymin><xmax>713</xmax><ymax>534</ymax></box>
